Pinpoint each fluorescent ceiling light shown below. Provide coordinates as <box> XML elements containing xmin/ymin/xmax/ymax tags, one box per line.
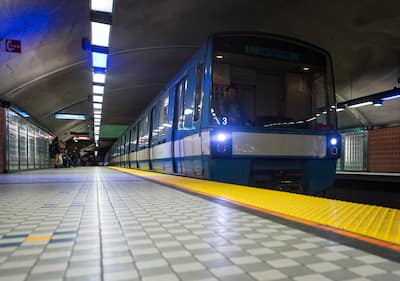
<box><xmin>73</xmin><ymin>136</ymin><xmax>91</xmax><ymax>141</ymax></box>
<box><xmin>94</xmin><ymin>109</ymin><xmax>102</xmax><ymax>115</ymax></box>
<box><xmin>54</xmin><ymin>113</ymin><xmax>87</xmax><ymax>120</ymax></box>
<box><xmin>93</xmin><ymin>72</ymin><xmax>106</xmax><ymax>84</ymax></box>
<box><xmin>93</xmin><ymin>95</ymin><xmax>104</xmax><ymax>103</ymax></box>
<box><xmin>93</xmin><ymin>85</ymin><xmax>104</xmax><ymax>94</ymax></box>
<box><xmin>93</xmin><ymin>103</ymin><xmax>103</xmax><ymax>110</ymax></box>
<box><xmin>92</xmin><ymin>52</ymin><xmax>108</xmax><ymax>68</ymax></box>
<box><xmin>94</xmin><ymin>113</ymin><xmax>102</xmax><ymax>118</ymax></box>
<box><xmin>381</xmin><ymin>94</ymin><xmax>400</xmax><ymax>101</ymax></box>
<box><xmin>91</xmin><ymin>0</ymin><xmax>114</xmax><ymax>13</ymax></box>
<box><xmin>91</xmin><ymin>22</ymin><xmax>111</xmax><ymax>47</ymax></box>
<box><xmin>336</xmin><ymin>108</ymin><xmax>345</xmax><ymax>112</ymax></box>
<box><xmin>348</xmin><ymin>101</ymin><xmax>373</xmax><ymax>108</ymax></box>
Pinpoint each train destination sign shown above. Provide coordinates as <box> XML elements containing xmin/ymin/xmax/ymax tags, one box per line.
<box><xmin>245</xmin><ymin>45</ymin><xmax>300</xmax><ymax>61</ymax></box>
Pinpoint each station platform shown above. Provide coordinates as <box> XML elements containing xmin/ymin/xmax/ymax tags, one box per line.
<box><xmin>0</xmin><ymin>167</ymin><xmax>399</xmax><ymax>281</ymax></box>
<box><xmin>336</xmin><ymin>171</ymin><xmax>400</xmax><ymax>183</ymax></box>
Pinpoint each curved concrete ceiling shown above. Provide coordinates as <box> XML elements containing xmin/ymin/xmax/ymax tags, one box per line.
<box><xmin>1</xmin><ymin>0</ymin><xmax>400</xmax><ymax>145</ymax></box>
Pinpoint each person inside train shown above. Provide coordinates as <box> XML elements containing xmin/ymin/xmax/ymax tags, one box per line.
<box><xmin>220</xmin><ymin>86</ymin><xmax>242</xmax><ymax>125</ymax></box>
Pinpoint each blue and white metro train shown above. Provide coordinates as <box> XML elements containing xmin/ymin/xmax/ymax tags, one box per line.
<box><xmin>107</xmin><ymin>32</ymin><xmax>341</xmax><ymax>194</ymax></box>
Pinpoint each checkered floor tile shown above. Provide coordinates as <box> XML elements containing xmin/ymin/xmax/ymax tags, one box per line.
<box><xmin>0</xmin><ymin>167</ymin><xmax>398</xmax><ymax>281</ymax></box>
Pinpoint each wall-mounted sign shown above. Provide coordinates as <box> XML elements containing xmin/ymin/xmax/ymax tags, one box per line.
<box><xmin>5</xmin><ymin>39</ymin><xmax>21</xmax><ymax>53</ymax></box>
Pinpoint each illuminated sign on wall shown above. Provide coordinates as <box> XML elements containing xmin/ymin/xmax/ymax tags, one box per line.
<box><xmin>5</xmin><ymin>39</ymin><xmax>22</xmax><ymax>53</ymax></box>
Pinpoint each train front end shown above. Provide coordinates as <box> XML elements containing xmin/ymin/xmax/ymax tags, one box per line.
<box><xmin>206</xmin><ymin>32</ymin><xmax>340</xmax><ymax>194</ymax></box>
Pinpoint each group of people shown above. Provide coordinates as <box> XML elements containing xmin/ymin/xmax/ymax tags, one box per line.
<box><xmin>50</xmin><ymin>137</ymin><xmax>81</xmax><ymax>168</ymax></box>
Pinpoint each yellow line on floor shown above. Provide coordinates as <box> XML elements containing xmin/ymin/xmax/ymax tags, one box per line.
<box><xmin>24</xmin><ymin>235</ymin><xmax>52</xmax><ymax>242</ymax></box>
<box><xmin>110</xmin><ymin>167</ymin><xmax>400</xmax><ymax>250</ymax></box>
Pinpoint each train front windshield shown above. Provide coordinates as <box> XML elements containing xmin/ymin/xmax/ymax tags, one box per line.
<box><xmin>211</xmin><ymin>35</ymin><xmax>335</xmax><ymax>130</ymax></box>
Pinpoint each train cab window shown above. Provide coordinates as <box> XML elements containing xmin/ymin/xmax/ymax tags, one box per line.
<box><xmin>194</xmin><ymin>64</ymin><xmax>204</xmax><ymax>122</ymax></box>
<box><xmin>130</xmin><ymin>126</ymin><xmax>137</xmax><ymax>152</ymax></box>
<box><xmin>212</xmin><ymin>59</ymin><xmax>329</xmax><ymax>129</ymax></box>
<box><xmin>138</xmin><ymin>114</ymin><xmax>150</xmax><ymax>150</ymax></box>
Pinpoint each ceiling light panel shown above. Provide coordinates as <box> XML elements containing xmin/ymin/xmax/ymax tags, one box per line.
<box><xmin>93</xmin><ymin>103</ymin><xmax>103</xmax><ymax>110</ymax></box>
<box><xmin>93</xmin><ymin>85</ymin><xmax>104</xmax><ymax>94</ymax></box>
<box><xmin>91</xmin><ymin>22</ymin><xmax>111</xmax><ymax>47</ymax></box>
<box><xmin>92</xmin><ymin>52</ymin><xmax>108</xmax><ymax>68</ymax></box>
<box><xmin>93</xmin><ymin>72</ymin><xmax>106</xmax><ymax>84</ymax></box>
<box><xmin>91</xmin><ymin>0</ymin><xmax>114</xmax><ymax>13</ymax></box>
<box><xmin>93</xmin><ymin>95</ymin><xmax>103</xmax><ymax>103</ymax></box>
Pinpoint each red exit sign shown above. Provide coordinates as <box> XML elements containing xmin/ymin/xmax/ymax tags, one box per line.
<box><xmin>5</xmin><ymin>39</ymin><xmax>21</xmax><ymax>53</ymax></box>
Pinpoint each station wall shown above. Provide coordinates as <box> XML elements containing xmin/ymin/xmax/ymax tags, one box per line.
<box><xmin>0</xmin><ymin>106</ymin><xmax>53</xmax><ymax>173</ymax></box>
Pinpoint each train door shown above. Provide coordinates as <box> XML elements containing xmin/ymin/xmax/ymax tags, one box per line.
<box><xmin>172</xmin><ymin>65</ymin><xmax>204</xmax><ymax>176</ymax></box>
<box><xmin>126</xmin><ymin>130</ymin><xmax>131</xmax><ymax>168</ymax></box>
<box><xmin>172</xmin><ymin>78</ymin><xmax>186</xmax><ymax>174</ymax></box>
<box><xmin>149</xmin><ymin>107</ymin><xmax>156</xmax><ymax>170</ymax></box>
<box><xmin>121</xmin><ymin>135</ymin><xmax>126</xmax><ymax>167</ymax></box>
<box><xmin>129</xmin><ymin>126</ymin><xmax>138</xmax><ymax>168</ymax></box>
<box><xmin>137</xmin><ymin>114</ymin><xmax>151</xmax><ymax>170</ymax></box>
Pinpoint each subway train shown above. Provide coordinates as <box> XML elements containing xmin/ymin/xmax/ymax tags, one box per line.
<box><xmin>107</xmin><ymin>32</ymin><xmax>341</xmax><ymax>194</ymax></box>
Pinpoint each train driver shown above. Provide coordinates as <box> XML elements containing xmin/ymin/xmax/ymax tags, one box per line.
<box><xmin>220</xmin><ymin>86</ymin><xmax>241</xmax><ymax>125</ymax></box>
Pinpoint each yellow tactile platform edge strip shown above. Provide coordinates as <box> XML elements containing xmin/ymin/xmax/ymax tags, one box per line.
<box><xmin>110</xmin><ymin>167</ymin><xmax>400</xmax><ymax>251</ymax></box>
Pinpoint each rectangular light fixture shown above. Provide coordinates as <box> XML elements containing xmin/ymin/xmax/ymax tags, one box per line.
<box><xmin>91</xmin><ymin>22</ymin><xmax>111</xmax><ymax>47</ymax></box>
<box><xmin>92</xmin><ymin>52</ymin><xmax>108</xmax><ymax>68</ymax></box>
<box><xmin>93</xmin><ymin>85</ymin><xmax>104</xmax><ymax>94</ymax></box>
<box><xmin>382</xmin><ymin>94</ymin><xmax>400</xmax><ymax>101</ymax></box>
<box><xmin>54</xmin><ymin>113</ymin><xmax>87</xmax><ymax>120</ymax></box>
<box><xmin>94</xmin><ymin>114</ymin><xmax>102</xmax><ymax>119</ymax></box>
<box><xmin>94</xmin><ymin>109</ymin><xmax>102</xmax><ymax>115</ymax></box>
<box><xmin>91</xmin><ymin>0</ymin><xmax>114</xmax><ymax>13</ymax></box>
<box><xmin>336</xmin><ymin>108</ymin><xmax>345</xmax><ymax>112</ymax></box>
<box><xmin>93</xmin><ymin>103</ymin><xmax>103</xmax><ymax>110</ymax></box>
<box><xmin>93</xmin><ymin>72</ymin><xmax>106</xmax><ymax>84</ymax></box>
<box><xmin>348</xmin><ymin>101</ymin><xmax>373</xmax><ymax>108</ymax></box>
<box><xmin>73</xmin><ymin>136</ymin><xmax>91</xmax><ymax>141</ymax></box>
<box><xmin>93</xmin><ymin>95</ymin><xmax>103</xmax><ymax>103</ymax></box>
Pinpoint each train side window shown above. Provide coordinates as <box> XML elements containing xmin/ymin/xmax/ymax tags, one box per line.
<box><xmin>130</xmin><ymin>126</ymin><xmax>137</xmax><ymax>152</ymax></box>
<box><xmin>176</xmin><ymin>78</ymin><xmax>187</xmax><ymax>130</ymax></box>
<box><xmin>194</xmin><ymin>64</ymin><xmax>204</xmax><ymax>122</ymax></box>
<box><xmin>151</xmin><ymin>106</ymin><xmax>159</xmax><ymax>147</ymax></box>
<box><xmin>125</xmin><ymin>130</ymin><xmax>130</xmax><ymax>153</ymax></box>
<box><xmin>138</xmin><ymin>114</ymin><xmax>150</xmax><ymax>150</ymax></box>
<box><xmin>158</xmin><ymin>93</ymin><xmax>169</xmax><ymax>143</ymax></box>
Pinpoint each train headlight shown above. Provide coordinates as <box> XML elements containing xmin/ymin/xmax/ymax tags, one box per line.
<box><xmin>216</xmin><ymin>133</ymin><xmax>227</xmax><ymax>142</ymax></box>
<box><xmin>211</xmin><ymin>131</ymin><xmax>232</xmax><ymax>157</ymax></box>
<box><xmin>327</xmin><ymin>134</ymin><xmax>341</xmax><ymax>158</ymax></box>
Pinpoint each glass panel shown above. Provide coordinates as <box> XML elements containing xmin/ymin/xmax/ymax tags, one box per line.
<box><xmin>138</xmin><ymin>114</ymin><xmax>149</xmax><ymax>150</ymax></box>
<box><xmin>158</xmin><ymin>94</ymin><xmax>169</xmax><ymax>143</ymax></box>
<box><xmin>7</xmin><ymin>110</ymin><xmax>19</xmax><ymax>171</ymax></box>
<box><xmin>130</xmin><ymin>127</ymin><xmax>137</xmax><ymax>152</ymax></box>
<box><xmin>211</xmin><ymin>35</ymin><xmax>333</xmax><ymax>130</ymax></box>
<box><xmin>194</xmin><ymin>64</ymin><xmax>204</xmax><ymax>122</ymax></box>
<box><xmin>19</xmin><ymin>119</ymin><xmax>28</xmax><ymax>170</ymax></box>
